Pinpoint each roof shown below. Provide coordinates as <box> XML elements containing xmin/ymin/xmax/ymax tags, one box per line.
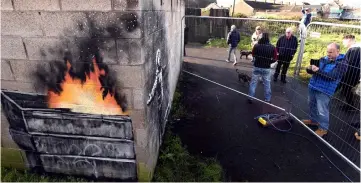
<box><xmin>204</xmin><ymin>2</ymin><xmax>227</xmax><ymax>10</ymax></box>
<box><xmin>185</xmin><ymin>0</ymin><xmax>217</xmax><ymax>8</ymax></box>
<box><xmin>243</xmin><ymin>0</ymin><xmax>294</xmax><ymax>11</ymax></box>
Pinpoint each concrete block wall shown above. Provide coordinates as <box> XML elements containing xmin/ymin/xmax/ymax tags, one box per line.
<box><xmin>1</xmin><ymin>0</ymin><xmax>185</xmax><ymax>181</ymax></box>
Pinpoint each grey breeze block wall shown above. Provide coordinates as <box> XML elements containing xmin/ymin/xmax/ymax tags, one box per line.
<box><xmin>1</xmin><ymin>0</ymin><xmax>185</xmax><ymax>181</ymax></box>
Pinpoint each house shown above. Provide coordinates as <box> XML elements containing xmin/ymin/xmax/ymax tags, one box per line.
<box><xmin>230</xmin><ymin>0</ymin><xmax>295</xmax><ymax>16</ymax></box>
<box><xmin>185</xmin><ymin>0</ymin><xmax>217</xmax><ymax>8</ymax></box>
<box><xmin>204</xmin><ymin>2</ymin><xmax>225</xmax><ymax>10</ymax></box>
<box><xmin>320</xmin><ymin>1</ymin><xmax>361</xmax><ymax>20</ymax></box>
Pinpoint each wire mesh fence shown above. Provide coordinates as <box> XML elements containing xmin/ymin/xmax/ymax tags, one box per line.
<box><xmin>184</xmin><ymin>16</ymin><xmax>361</xmax><ymax>171</ymax></box>
<box><xmin>289</xmin><ymin>22</ymin><xmax>361</xmax><ymax>168</ymax></box>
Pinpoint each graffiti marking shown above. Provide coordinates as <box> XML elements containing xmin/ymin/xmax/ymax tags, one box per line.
<box><xmin>147</xmin><ymin>49</ymin><xmax>166</xmax><ymax>105</ymax></box>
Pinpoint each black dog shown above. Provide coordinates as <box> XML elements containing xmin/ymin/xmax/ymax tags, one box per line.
<box><xmin>236</xmin><ymin>69</ymin><xmax>251</xmax><ymax>86</ymax></box>
<box><xmin>240</xmin><ymin>50</ymin><xmax>252</xmax><ymax>59</ymax></box>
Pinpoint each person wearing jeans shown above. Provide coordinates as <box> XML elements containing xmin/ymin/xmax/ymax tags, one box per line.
<box><xmin>248</xmin><ymin>33</ymin><xmax>278</xmax><ymax>103</ymax></box>
<box><xmin>304</xmin><ymin>43</ymin><xmax>346</xmax><ymax>137</ymax></box>
<box><xmin>249</xmin><ymin>68</ymin><xmax>272</xmax><ymax>102</ymax></box>
<box><xmin>226</xmin><ymin>25</ymin><xmax>240</xmax><ymax>66</ymax></box>
<box><xmin>308</xmin><ymin>88</ymin><xmax>331</xmax><ymax>131</ymax></box>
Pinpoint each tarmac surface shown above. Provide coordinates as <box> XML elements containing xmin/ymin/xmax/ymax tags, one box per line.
<box><xmin>173</xmin><ymin>45</ymin><xmax>360</xmax><ymax>182</ymax></box>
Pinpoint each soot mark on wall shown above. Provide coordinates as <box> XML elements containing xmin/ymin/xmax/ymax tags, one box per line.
<box><xmin>1</xmin><ymin>12</ymin><xmax>141</xmax><ymax>181</ymax></box>
<box><xmin>145</xmin><ymin>9</ymin><xmax>171</xmax><ymax>159</ymax></box>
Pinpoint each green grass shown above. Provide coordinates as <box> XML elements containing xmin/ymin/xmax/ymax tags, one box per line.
<box><xmin>1</xmin><ymin>167</ymin><xmax>87</xmax><ymax>182</ymax></box>
<box><xmin>252</xmin><ymin>14</ymin><xmax>360</xmax><ymax>25</ymax></box>
<box><xmin>153</xmin><ymin>130</ymin><xmax>222</xmax><ymax>182</ymax></box>
<box><xmin>153</xmin><ymin>74</ymin><xmax>223</xmax><ymax>182</ymax></box>
<box><xmin>205</xmin><ymin>33</ymin><xmax>279</xmax><ymax>51</ymax></box>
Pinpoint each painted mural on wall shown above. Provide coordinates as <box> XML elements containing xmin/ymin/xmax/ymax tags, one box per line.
<box><xmin>1</xmin><ymin>12</ymin><xmax>140</xmax><ymax>181</ymax></box>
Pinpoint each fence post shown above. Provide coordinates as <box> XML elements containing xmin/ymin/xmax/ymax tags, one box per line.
<box><xmin>285</xmin><ymin>23</ymin><xmax>306</xmax><ymax>116</ymax></box>
<box><xmin>295</xmin><ymin>23</ymin><xmax>307</xmax><ymax>76</ymax></box>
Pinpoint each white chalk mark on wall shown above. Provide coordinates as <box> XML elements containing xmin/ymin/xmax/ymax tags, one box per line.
<box><xmin>147</xmin><ymin>49</ymin><xmax>166</xmax><ymax>105</ymax></box>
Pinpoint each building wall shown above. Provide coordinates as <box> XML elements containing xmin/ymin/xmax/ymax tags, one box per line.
<box><xmin>1</xmin><ymin>0</ymin><xmax>184</xmax><ymax>181</ymax></box>
<box><xmin>231</xmin><ymin>0</ymin><xmax>254</xmax><ymax>16</ymax></box>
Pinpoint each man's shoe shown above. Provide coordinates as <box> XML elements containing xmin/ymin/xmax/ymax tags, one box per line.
<box><xmin>315</xmin><ymin>129</ymin><xmax>328</xmax><ymax>137</ymax></box>
<box><xmin>281</xmin><ymin>79</ymin><xmax>288</xmax><ymax>83</ymax></box>
<box><xmin>247</xmin><ymin>99</ymin><xmax>253</xmax><ymax>104</ymax></box>
<box><xmin>302</xmin><ymin>119</ymin><xmax>319</xmax><ymax>126</ymax></box>
<box><xmin>233</xmin><ymin>62</ymin><xmax>237</xmax><ymax>66</ymax></box>
<box><xmin>273</xmin><ymin>77</ymin><xmax>277</xmax><ymax>82</ymax></box>
<box><xmin>355</xmin><ymin>132</ymin><xmax>360</xmax><ymax>141</ymax></box>
<box><xmin>226</xmin><ymin>60</ymin><xmax>230</xmax><ymax>62</ymax></box>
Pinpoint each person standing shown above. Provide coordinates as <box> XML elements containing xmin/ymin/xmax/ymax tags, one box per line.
<box><xmin>251</xmin><ymin>26</ymin><xmax>262</xmax><ymax>48</ymax></box>
<box><xmin>251</xmin><ymin>26</ymin><xmax>263</xmax><ymax>82</ymax></box>
<box><xmin>248</xmin><ymin>33</ymin><xmax>278</xmax><ymax>103</ymax></box>
<box><xmin>340</xmin><ymin>34</ymin><xmax>360</xmax><ymax>111</ymax></box>
<box><xmin>273</xmin><ymin>28</ymin><xmax>298</xmax><ymax>83</ymax></box>
<box><xmin>303</xmin><ymin>43</ymin><xmax>347</xmax><ymax>137</ymax></box>
<box><xmin>226</xmin><ymin>25</ymin><xmax>241</xmax><ymax>66</ymax></box>
<box><xmin>301</xmin><ymin>7</ymin><xmax>312</xmax><ymax>27</ymax></box>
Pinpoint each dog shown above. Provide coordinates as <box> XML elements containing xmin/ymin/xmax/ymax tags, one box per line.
<box><xmin>236</xmin><ymin>69</ymin><xmax>251</xmax><ymax>86</ymax></box>
<box><xmin>240</xmin><ymin>50</ymin><xmax>252</xmax><ymax>60</ymax></box>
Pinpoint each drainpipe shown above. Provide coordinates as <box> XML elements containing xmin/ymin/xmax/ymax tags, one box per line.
<box><xmin>232</xmin><ymin>0</ymin><xmax>236</xmax><ymax>17</ymax></box>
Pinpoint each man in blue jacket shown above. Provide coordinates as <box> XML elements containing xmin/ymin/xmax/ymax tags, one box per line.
<box><xmin>303</xmin><ymin>43</ymin><xmax>347</xmax><ymax>137</ymax></box>
<box><xmin>226</xmin><ymin>25</ymin><xmax>241</xmax><ymax>66</ymax></box>
<box><xmin>301</xmin><ymin>7</ymin><xmax>312</xmax><ymax>27</ymax></box>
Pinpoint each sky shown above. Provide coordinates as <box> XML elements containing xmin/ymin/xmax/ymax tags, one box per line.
<box><xmin>216</xmin><ymin>0</ymin><xmax>361</xmax><ymax>7</ymax></box>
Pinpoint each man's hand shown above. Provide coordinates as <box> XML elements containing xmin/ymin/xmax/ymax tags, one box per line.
<box><xmin>311</xmin><ymin>65</ymin><xmax>319</xmax><ymax>72</ymax></box>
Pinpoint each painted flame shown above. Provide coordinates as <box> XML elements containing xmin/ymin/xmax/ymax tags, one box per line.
<box><xmin>47</xmin><ymin>58</ymin><xmax>127</xmax><ymax>115</ymax></box>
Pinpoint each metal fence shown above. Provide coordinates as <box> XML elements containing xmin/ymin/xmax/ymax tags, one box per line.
<box><xmin>183</xmin><ymin>15</ymin><xmax>361</xmax><ymax>173</ymax></box>
<box><xmin>290</xmin><ymin>21</ymin><xmax>361</xmax><ymax>169</ymax></box>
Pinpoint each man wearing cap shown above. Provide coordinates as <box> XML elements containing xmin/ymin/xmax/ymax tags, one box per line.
<box><xmin>301</xmin><ymin>7</ymin><xmax>312</xmax><ymax>27</ymax></box>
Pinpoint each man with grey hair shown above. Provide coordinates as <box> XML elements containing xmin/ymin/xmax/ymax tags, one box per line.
<box><xmin>303</xmin><ymin>43</ymin><xmax>347</xmax><ymax>137</ymax></box>
<box><xmin>226</xmin><ymin>25</ymin><xmax>241</xmax><ymax>66</ymax></box>
<box><xmin>274</xmin><ymin>27</ymin><xmax>298</xmax><ymax>83</ymax></box>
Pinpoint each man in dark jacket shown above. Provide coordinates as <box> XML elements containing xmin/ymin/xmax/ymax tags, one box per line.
<box><xmin>303</xmin><ymin>43</ymin><xmax>347</xmax><ymax>137</ymax></box>
<box><xmin>301</xmin><ymin>7</ymin><xmax>312</xmax><ymax>26</ymax></box>
<box><xmin>274</xmin><ymin>28</ymin><xmax>298</xmax><ymax>83</ymax></box>
<box><xmin>340</xmin><ymin>34</ymin><xmax>360</xmax><ymax>111</ymax></box>
<box><xmin>248</xmin><ymin>33</ymin><xmax>278</xmax><ymax>103</ymax></box>
<box><xmin>226</xmin><ymin>25</ymin><xmax>241</xmax><ymax>66</ymax></box>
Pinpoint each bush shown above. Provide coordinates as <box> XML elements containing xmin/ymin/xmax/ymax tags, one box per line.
<box><xmin>233</xmin><ymin>13</ymin><xmax>248</xmax><ymax>18</ymax></box>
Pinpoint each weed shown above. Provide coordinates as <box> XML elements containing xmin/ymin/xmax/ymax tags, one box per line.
<box><xmin>153</xmin><ymin>74</ymin><xmax>223</xmax><ymax>182</ymax></box>
<box><xmin>1</xmin><ymin>167</ymin><xmax>87</xmax><ymax>182</ymax></box>
<box><xmin>153</xmin><ymin>130</ymin><xmax>222</xmax><ymax>182</ymax></box>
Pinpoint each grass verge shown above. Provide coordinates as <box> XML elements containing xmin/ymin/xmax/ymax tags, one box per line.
<box><xmin>1</xmin><ymin>167</ymin><xmax>87</xmax><ymax>182</ymax></box>
<box><xmin>153</xmin><ymin>74</ymin><xmax>223</xmax><ymax>182</ymax></box>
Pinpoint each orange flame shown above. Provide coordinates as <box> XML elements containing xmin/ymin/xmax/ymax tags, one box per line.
<box><xmin>47</xmin><ymin>58</ymin><xmax>127</xmax><ymax>115</ymax></box>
